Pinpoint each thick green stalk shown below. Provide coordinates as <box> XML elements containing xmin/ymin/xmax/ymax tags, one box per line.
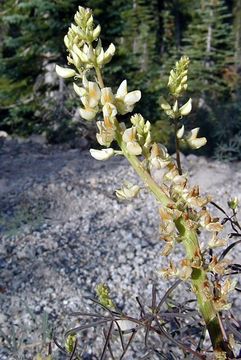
<box><xmin>116</xmin><ymin>130</ymin><xmax>234</xmax><ymax>358</ymax></box>
<box><xmin>175</xmin><ymin>218</ymin><xmax>234</xmax><ymax>358</ymax></box>
<box><xmin>94</xmin><ymin>67</ymin><xmax>233</xmax><ymax>358</ymax></box>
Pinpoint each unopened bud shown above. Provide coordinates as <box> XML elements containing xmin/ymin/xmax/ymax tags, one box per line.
<box><xmin>55</xmin><ymin>65</ymin><xmax>76</xmax><ymax>78</ymax></box>
<box><xmin>228</xmin><ymin>197</ymin><xmax>239</xmax><ymax>210</ymax></box>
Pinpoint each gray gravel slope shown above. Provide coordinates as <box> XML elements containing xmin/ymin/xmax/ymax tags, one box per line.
<box><xmin>0</xmin><ymin>139</ymin><xmax>240</xmax><ymax>359</ymax></box>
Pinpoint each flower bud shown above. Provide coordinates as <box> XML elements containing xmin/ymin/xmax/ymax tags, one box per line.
<box><xmin>96</xmin><ymin>283</ymin><xmax>115</xmax><ymax>309</ymax></box>
<box><xmin>228</xmin><ymin>197</ymin><xmax>239</xmax><ymax>210</ymax></box>
<box><xmin>177</xmin><ymin>125</ymin><xmax>185</xmax><ymax>139</ymax></box>
<box><xmin>97</xmin><ymin>48</ymin><xmax>105</xmax><ymax>65</ymax></box>
<box><xmin>103</xmin><ymin>43</ymin><xmax>116</xmax><ymax>64</ymax></box>
<box><xmin>64</xmin><ymin>35</ymin><xmax>70</xmax><ymax>49</ymax></box>
<box><xmin>71</xmin><ymin>51</ymin><xmax>81</xmax><ymax>68</ymax></box>
<box><xmin>160</xmin><ymin>98</ymin><xmax>171</xmax><ymax>111</ymax></box>
<box><xmin>92</xmin><ymin>24</ymin><xmax>101</xmax><ymax>40</ymax></box>
<box><xmin>65</xmin><ymin>334</ymin><xmax>77</xmax><ymax>354</ymax></box>
<box><xmin>168</xmin><ymin>56</ymin><xmax>190</xmax><ymax>97</ymax></box>
<box><xmin>55</xmin><ymin>65</ymin><xmax>76</xmax><ymax>78</ymax></box>
<box><xmin>173</xmin><ymin>100</ymin><xmax>178</xmax><ymax>113</ymax></box>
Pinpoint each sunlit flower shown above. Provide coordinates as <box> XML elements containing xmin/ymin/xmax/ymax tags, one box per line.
<box><xmin>96</xmin><ymin>122</ymin><xmax>114</xmax><ymax>147</ymax></box>
<box><xmin>115</xmin><ymin>80</ymin><xmax>141</xmax><ymax>115</ymax></box>
<box><xmin>185</xmin><ymin>128</ymin><xmax>207</xmax><ymax>149</ymax></box>
<box><xmin>122</xmin><ymin>127</ymin><xmax>142</xmax><ymax>155</ymax></box>
<box><xmin>90</xmin><ymin>148</ymin><xmax>114</xmax><ymax>160</ymax></box>
<box><xmin>56</xmin><ymin>65</ymin><xmax>76</xmax><ymax>78</ymax></box>
<box><xmin>101</xmin><ymin>87</ymin><xmax>115</xmax><ymax>105</ymax></box>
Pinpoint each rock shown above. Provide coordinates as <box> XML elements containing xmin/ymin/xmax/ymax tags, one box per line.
<box><xmin>0</xmin><ymin>131</ymin><xmax>8</xmax><ymax>138</ymax></box>
<box><xmin>28</xmin><ymin>134</ymin><xmax>47</xmax><ymax>145</ymax></box>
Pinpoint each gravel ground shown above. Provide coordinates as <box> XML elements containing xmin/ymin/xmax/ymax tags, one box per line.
<box><xmin>0</xmin><ymin>138</ymin><xmax>241</xmax><ymax>359</ymax></box>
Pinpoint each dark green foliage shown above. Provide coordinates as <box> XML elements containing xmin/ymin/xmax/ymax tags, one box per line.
<box><xmin>213</xmin><ymin>97</ymin><xmax>241</xmax><ymax>160</ymax></box>
<box><xmin>0</xmin><ymin>0</ymin><xmax>81</xmax><ymax>137</ymax></box>
<box><xmin>182</xmin><ymin>0</ymin><xmax>234</xmax><ymax>99</ymax></box>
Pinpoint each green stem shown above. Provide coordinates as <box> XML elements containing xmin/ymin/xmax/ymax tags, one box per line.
<box><xmin>94</xmin><ymin>66</ymin><xmax>234</xmax><ymax>358</ymax></box>
<box><xmin>95</xmin><ymin>66</ymin><xmax>104</xmax><ymax>88</ymax></box>
<box><xmin>116</xmin><ymin>129</ymin><xmax>170</xmax><ymax>207</ymax></box>
<box><xmin>174</xmin><ymin>118</ymin><xmax>182</xmax><ymax>175</ymax></box>
<box><xmin>169</xmin><ymin>218</ymin><xmax>234</xmax><ymax>358</ymax></box>
<box><xmin>116</xmin><ymin>130</ymin><xmax>234</xmax><ymax>358</ymax></box>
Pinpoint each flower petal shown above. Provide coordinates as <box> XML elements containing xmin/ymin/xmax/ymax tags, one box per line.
<box><xmin>177</xmin><ymin>125</ymin><xmax>185</xmax><ymax>139</ymax></box>
<box><xmin>101</xmin><ymin>87</ymin><xmax>114</xmax><ymax>105</ymax></box>
<box><xmin>79</xmin><ymin>107</ymin><xmax>97</xmax><ymax>121</ymax></box>
<box><xmin>56</xmin><ymin>65</ymin><xmax>76</xmax><ymax>78</ymax></box>
<box><xmin>90</xmin><ymin>148</ymin><xmax>114</xmax><ymax>160</ymax></box>
<box><xmin>188</xmin><ymin>137</ymin><xmax>207</xmax><ymax>149</ymax></box>
<box><xmin>122</xmin><ymin>128</ymin><xmax>135</xmax><ymax>143</ymax></box>
<box><xmin>73</xmin><ymin>83</ymin><xmax>86</xmax><ymax>97</ymax></box>
<box><xmin>124</xmin><ymin>90</ymin><xmax>141</xmax><ymax>105</ymax></box>
<box><xmin>126</xmin><ymin>141</ymin><xmax>142</xmax><ymax>155</ymax></box>
<box><xmin>103</xmin><ymin>103</ymin><xmax>117</xmax><ymax>119</ymax></box>
<box><xmin>116</xmin><ymin>80</ymin><xmax>127</xmax><ymax>98</ymax></box>
<box><xmin>93</xmin><ymin>24</ymin><xmax>101</xmax><ymax>40</ymax></box>
<box><xmin>105</xmin><ymin>43</ymin><xmax>115</xmax><ymax>57</ymax></box>
<box><xmin>88</xmin><ymin>82</ymin><xmax>101</xmax><ymax>100</ymax></box>
<box><xmin>180</xmin><ymin>98</ymin><xmax>192</xmax><ymax>116</ymax></box>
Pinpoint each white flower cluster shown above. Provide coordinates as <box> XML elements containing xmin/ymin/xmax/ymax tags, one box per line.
<box><xmin>56</xmin><ymin>6</ymin><xmax>115</xmax><ymax>78</ymax></box>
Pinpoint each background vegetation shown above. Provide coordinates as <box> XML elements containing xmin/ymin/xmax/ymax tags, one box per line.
<box><xmin>0</xmin><ymin>0</ymin><xmax>241</xmax><ymax>158</ymax></box>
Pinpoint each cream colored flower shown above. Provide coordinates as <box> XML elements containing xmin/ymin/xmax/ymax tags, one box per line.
<box><xmin>76</xmin><ymin>75</ymin><xmax>101</xmax><ymax>121</ymax></box>
<box><xmin>79</xmin><ymin>107</ymin><xmax>98</xmax><ymax>121</ymax></box>
<box><xmin>179</xmin><ymin>98</ymin><xmax>192</xmax><ymax>116</ymax></box>
<box><xmin>115</xmin><ymin>80</ymin><xmax>141</xmax><ymax>115</ymax></box>
<box><xmin>122</xmin><ymin>127</ymin><xmax>142</xmax><ymax>155</ymax></box>
<box><xmin>102</xmin><ymin>103</ymin><xmax>117</xmax><ymax>123</ymax></box>
<box><xmin>150</xmin><ymin>143</ymin><xmax>171</xmax><ymax>169</ymax></box>
<box><xmin>90</xmin><ymin>148</ymin><xmax>114</xmax><ymax>160</ymax></box>
<box><xmin>101</xmin><ymin>87</ymin><xmax>115</xmax><ymax>105</ymax></box>
<box><xmin>56</xmin><ymin>65</ymin><xmax>76</xmax><ymax>78</ymax></box>
<box><xmin>177</xmin><ymin>125</ymin><xmax>185</xmax><ymax>139</ymax></box>
<box><xmin>185</xmin><ymin>128</ymin><xmax>207</xmax><ymax>149</ymax></box>
<box><xmin>96</xmin><ymin>120</ymin><xmax>115</xmax><ymax>147</ymax></box>
<box><xmin>103</xmin><ymin>43</ymin><xmax>116</xmax><ymax>64</ymax></box>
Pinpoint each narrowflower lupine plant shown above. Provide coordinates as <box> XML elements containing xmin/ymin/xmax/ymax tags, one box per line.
<box><xmin>55</xmin><ymin>7</ymin><xmax>240</xmax><ymax>359</ymax></box>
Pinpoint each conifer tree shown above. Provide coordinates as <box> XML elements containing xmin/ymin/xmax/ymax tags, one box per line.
<box><xmin>182</xmin><ymin>0</ymin><xmax>234</xmax><ymax>100</ymax></box>
<box><xmin>0</xmin><ymin>0</ymin><xmax>80</xmax><ymax>135</ymax></box>
<box><xmin>233</xmin><ymin>0</ymin><xmax>241</xmax><ymax>76</ymax></box>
